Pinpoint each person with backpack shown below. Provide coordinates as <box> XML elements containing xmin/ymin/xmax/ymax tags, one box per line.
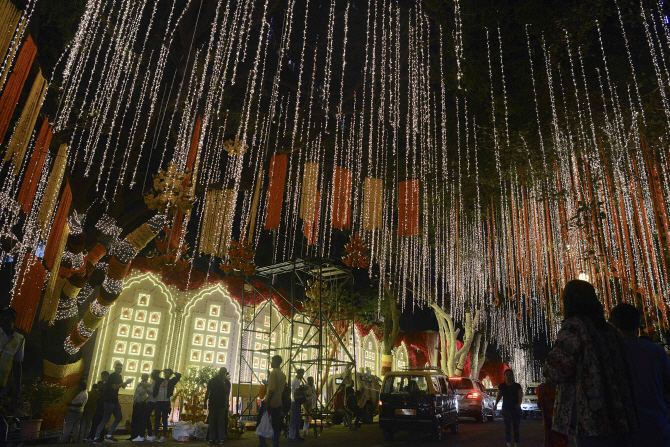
<box><xmin>288</xmin><ymin>369</ymin><xmax>306</xmax><ymax>442</ymax></box>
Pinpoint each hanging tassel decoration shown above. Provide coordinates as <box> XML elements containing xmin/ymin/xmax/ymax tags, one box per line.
<box><xmin>332</xmin><ymin>166</ymin><xmax>352</xmax><ymax>230</ymax></box>
<box><xmin>43</xmin><ymin>181</ymin><xmax>72</xmax><ymax>270</ymax></box>
<box><xmin>304</xmin><ymin>191</ymin><xmax>321</xmax><ymax>246</ymax></box>
<box><xmin>17</xmin><ymin>117</ymin><xmax>51</xmax><ymax>213</ymax></box>
<box><xmin>363</xmin><ymin>177</ymin><xmax>383</xmax><ymax>231</ymax></box>
<box><xmin>4</xmin><ymin>68</ymin><xmax>47</xmax><ymax>174</ymax></box>
<box><xmin>0</xmin><ymin>35</ymin><xmax>36</xmax><ymax>144</ymax></box>
<box><xmin>264</xmin><ymin>154</ymin><xmax>287</xmax><ymax>230</ymax></box>
<box><xmin>40</xmin><ymin>223</ymin><xmax>69</xmax><ymax>324</ymax></box>
<box><xmin>12</xmin><ymin>253</ymin><xmax>47</xmax><ymax>333</ymax></box>
<box><xmin>36</xmin><ymin>143</ymin><xmax>67</xmax><ymax>238</ymax></box>
<box><xmin>0</xmin><ymin>0</ymin><xmax>22</xmax><ymax>69</ymax></box>
<box><xmin>199</xmin><ymin>188</ymin><xmax>236</xmax><ymax>258</ymax></box>
<box><xmin>299</xmin><ymin>162</ymin><xmax>319</xmax><ymax>219</ymax></box>
<box><xmin>398</xmin><ymin>179</ymin><xmax>420</xmax><ymax>237</ymax></box>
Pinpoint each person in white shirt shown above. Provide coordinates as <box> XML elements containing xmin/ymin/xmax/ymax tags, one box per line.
<box><xmin>131</xmin><ymin>373</ymin><xmax>151</xmax><ymax>441</ymax></box>
<box><xmin>60</xmin><ymin>382</ymin><xmax>88</xmax><ymax>444</ymax></box>
<box><xmin>289</xmin><ymin>368</ymin><xmax>306</xmax><ymax>442</ymax></box>
<box><xmin>302</xmin><ymin>376</ymin><xmax>317</xmax><ymax>437</ymax></box>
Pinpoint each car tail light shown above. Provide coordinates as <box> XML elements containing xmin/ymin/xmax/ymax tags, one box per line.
<box><xmin>466</xmin><ymin>392</ymin><xmax>479</xmax><ymax>399</ymax></box>
<box><xmin>379</xmin><ymin>400</ymin><xmax>382</xmax><ymax>407</ymax></box>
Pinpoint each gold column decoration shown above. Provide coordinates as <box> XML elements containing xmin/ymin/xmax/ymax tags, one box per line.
<box><xmin>39</xmin><ymin>223</ymin><xmax>69</xmax><ymax>324</ymax></box>
<box><xmin>363</xmin><ymin>177</ymin><xmax>384</xmax><ymax>231</ymax></box>
<box><xmin>4</xmin><ymin>69</ymin><xmax>47</xmax><ymax>174</ymax></box>
<box><xmin>199</xmin><ymin>188</ymin><xmax>236</xmax><ymax>258</ymax></box>
<box><xmin>37</xmin><ymin>143</ymin><xmax>68</xmax><ymax>238</ymax></box>
<box><xmin>0</xmin><ymin>0</ymin><xmax>25</xmax><ymax>89</ymax></box>
<box><xmin>299</xmin><ymin>162</ymin><xmax>319</xmax><ymax>219</ymax></box>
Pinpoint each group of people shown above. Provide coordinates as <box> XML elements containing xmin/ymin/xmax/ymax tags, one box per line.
<box><xmin>59</xmin><ymin>366</ymin><xmax>181</xmax><ymax>444</ymax></box>
<box><xmin>495</xmin><ymin>279</ymin><xmax>670</xmax><ymax>447</ymax></box>
<box><xmin>257</xmin><ymin>356</ymin><xmax>319</xmax><ymax>447</ymax></box>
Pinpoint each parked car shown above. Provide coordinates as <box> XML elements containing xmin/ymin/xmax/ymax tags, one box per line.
<box><xmin>486</xmin><ymin>388</ymin><xmax>503</xmax><ymax>418</ymax></box>
<box><xmin>379</xmin><ymin>369</ymin><xmax>459</xmax><ymax>441</ymax></box>
<box><xmin>448</xmin><ymin>377</ymin><xmax>495</xmax><ymax>422</ymax></box>
<box><xmin>521</xmin><ymin>382</ymin><xmax>541</xmax><ymax>419</ymax></box>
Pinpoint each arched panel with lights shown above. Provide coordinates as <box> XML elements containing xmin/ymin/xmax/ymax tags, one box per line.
<box><xmin>178</xmin><ymin>285</ymin><xmax>241</xmax><ymax>379</ymax></box>
<box><xmin>90</xmin><ymin>273</ymin><xmax>176</xmax><ymax>393</ymax></box>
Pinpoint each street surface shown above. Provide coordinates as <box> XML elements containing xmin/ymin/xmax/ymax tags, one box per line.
<box><xmin>62</xmin><ymin>417</ymin><xmax>545</xmax><ymax>447</ymax></box>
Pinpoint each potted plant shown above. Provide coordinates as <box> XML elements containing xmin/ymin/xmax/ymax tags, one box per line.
<box><xmin>19</xmin><ymin>380</ymin><xmax>65</xmax><ymax>439</ymax></box>
<box><xmin>175</xmin><ymin>365</ymin><xmax>219</xmax><ymax>424</ymax></box>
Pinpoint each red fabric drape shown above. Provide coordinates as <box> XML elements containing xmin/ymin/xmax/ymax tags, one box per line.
<box><xmin>17</xmin><ymin>118</ymin><xmax>51</xmax><ymax>212</ymax></box>
<box><xmin>186</xmin><ymin>116</ymin><xmax>201</xmax><ymax>173</ymax></box>
<box><xmin>264</xmin><ymin>154</ymin><xmax>287</xmax><ymax>230</ymax></box>
<box><xmin>168</xmin><ymin>117</ymin><xmax>201</xmax><ymax>250</ymax></box>
<box><xmin>304</xmin><ymin>191</ymin><xmax>321</xmax><ymax>246</ymax></box>
<box><xmin>331</xmin><ymin>166</ymin><xmax>352</xmax><ymax>230</ymax></box>
<box><xmin>12</xmin><ymin>253</ymin><xmax>47</xmax><ymax>333</ymax></box>
<box><xmin>43</xmin><ymin>181</ymin><xmax>71</xmax><ymax>270</ymax></box>
<box><xmin>0</xmin><ymin>35</ymin><xmax>37</xmax><ymax>144</ymax></box>
<box><xmin>398</xmin><ymin>179</ymin><xmax>420</xmax><ymax>236</ymax></box>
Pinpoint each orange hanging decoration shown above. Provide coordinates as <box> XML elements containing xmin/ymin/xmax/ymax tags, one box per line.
<box><xmin>0</xmin><ymin>35</ymin><xmax>36</xmax><ymax>144</ymax></box>
<box><xmin>17</xmin><ymin>117</ymin><xmax>51</xmax><ymax>213</ymax></box>
<box><xmin>342</xmin><ymin>233</ymin><xmax>369</xmax><ymax>269</ymax></box>
<box><xmin>221</xmin><ymin>239</ymin><xmax>256</xmax><ymax>276</ymax></box>
<box><xmin>264</xmin><ymin>154</ymin><xmax>287</xmax><ymax>230</ymax></box>
<box><xmin>43</xmin><ymin>181</ymin><xmax>72</xmax><ymax>270</ymax></box>
<box><xmin>331</xmin><ymin>166</ymin><xmax>352</xmax><ymax>230</ymax></box>
<box><xmin>12</xmin><ymin>253</ymin><xmax>47</xmax><ymax>333</ymax></box>
<box><xmin>398</xmin><ymin>179</ymin><xmax>420</xmax><ymax>237</ymax></box>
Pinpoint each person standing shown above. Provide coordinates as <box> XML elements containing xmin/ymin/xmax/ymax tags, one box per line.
<box><xmin>204</xmin><ymin>367</ymin><xmax>231</xmax><ymax>445</ymax></box>
<box><xmin>60</xmin><ymin>382</ymin><xmax>88</xmax><ymax>444</ymax></box>
<box><xmin>94</xmin><ymin>363</ymin><xmax>133</xmax><ymax>443</ymax></box>
<box><xmin>0</xmin><ymin>308</ymin><xmax>24</xmax><ymax>399</ymax></box>
<box><xmin>611</xmin><ymin>303</ymin><xmax>670</xmax><ymax>446</ymax></box>
<box><xmin>345</xmin><ymin>383</ymin><xmax>362</xmax><ymax>431</ymax></box>
<box><xmin>86</xmin><ymin>372</ymin><xmax>109</xmax><ymax>441</ymax></box>
<box><xmin>131</xmin><ymin>373</ymin><xmax>150</xmax><ymax>441</ymax></box>
<box><xmin>143</xmin><ymin>370</ymin><xmax>160</xmax><ymax>442</ymax></box>
<box><xmin>302</xmin><ymin>376</ymin><xmax>316</xmax><ymax>437</ymax></box>
<box><xmin>289</xmin><ymin>368</ymin><xmax>306</xmax><ymax>442</ymax></box>
<box><xmin>543</xmin><ymin>280</ymin><xmax>638</xmax><ymax>447</ymax></box>
<box><xmin>495</xmin><ymin>369</ymin><xmax>523</xmax><ymax>447</ymax></box>
<box><xmin>79</xmin><ymin>383</ymin><xmax>100</xmax><ymax>443</ymax></box>
<box><xmin>536</xmin><ymin>381</ymin><xmax>568</xmax><ymax>447</ymax></box>
<box><xmin>259</xmin><ymin>355</ymin><xmax>286</xmax><ymax>447</ymax></box>
<box><xmin>153</xmin><ymin>368</ymin><xmax>181</xmax><ymax>442</ymax></box>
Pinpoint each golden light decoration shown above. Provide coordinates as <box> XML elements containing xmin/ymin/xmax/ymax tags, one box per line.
<box><xmin>223</xmin><ymin>136</ymin><xmax>248</xmax><ymax>157</ymax></box>
<box><xmin>143</xmin><ymin>163</ymin><xmax>194</xmax><ymax>215</ymax></box>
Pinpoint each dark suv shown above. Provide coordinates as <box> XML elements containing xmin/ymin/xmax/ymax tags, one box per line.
<box><xmin>379</xmin><ymin>370</ymin><xmax>459</xmax><ymax>441</ymax></box>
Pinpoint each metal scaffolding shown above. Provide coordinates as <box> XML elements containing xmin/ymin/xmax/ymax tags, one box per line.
<box><xmin>235</xmin><ymin>257</ymin><xmax>356</xmax><ymax>433</ymax></box>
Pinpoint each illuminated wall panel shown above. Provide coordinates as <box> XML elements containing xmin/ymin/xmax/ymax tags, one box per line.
<box><xmin>90</xmin><ymin>273</ymin><xmax>175</xmax><ymax>393</ymax></box>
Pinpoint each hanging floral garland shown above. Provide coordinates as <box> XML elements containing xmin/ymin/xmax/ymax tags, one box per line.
<box><xmin>221</xmin><ymin>239</ymin><xmax>256</xmax><ymax>276</ymax></box>
<box><xmin>342</xmin><ymin>233</ymin><xmax>369</xmax><ymax>268</ymax></box>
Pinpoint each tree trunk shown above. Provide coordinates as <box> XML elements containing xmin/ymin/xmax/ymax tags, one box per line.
<box><xmin>431</xmin><ymin>303</ymin><xmax>480</xmax><ymax>377</ymax></box>
<box><xmin>381</xmin><ymin>279</ymin><xmax>401</xmax><ymax>375</ymax></box>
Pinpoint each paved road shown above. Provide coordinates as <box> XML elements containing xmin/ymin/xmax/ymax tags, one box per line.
<box><xmin>74</xmin><ymin>417</ymin><xmax>544</xmax><ymax>447</ymax></box>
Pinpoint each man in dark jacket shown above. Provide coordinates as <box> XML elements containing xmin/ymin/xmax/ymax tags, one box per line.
<box><xmin>204</xmin><ymin>367</ymin><xmax>231</xmax><ymax>445</ymax></box>
<box><xmin>153</xmin><ymin>368</ymin><xmax>181</xmax><ymax>442</ymax></box>
<box><xmin>85</xmin><ymin>372</ymin><xmax>108</xmax><ymax>441</ymax></box>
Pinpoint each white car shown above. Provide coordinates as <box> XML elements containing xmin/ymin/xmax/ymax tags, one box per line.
<box><xmin>520</xmin><ymin>382</ymin><xmax>542</xmax><ymax>419</ymax></box>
